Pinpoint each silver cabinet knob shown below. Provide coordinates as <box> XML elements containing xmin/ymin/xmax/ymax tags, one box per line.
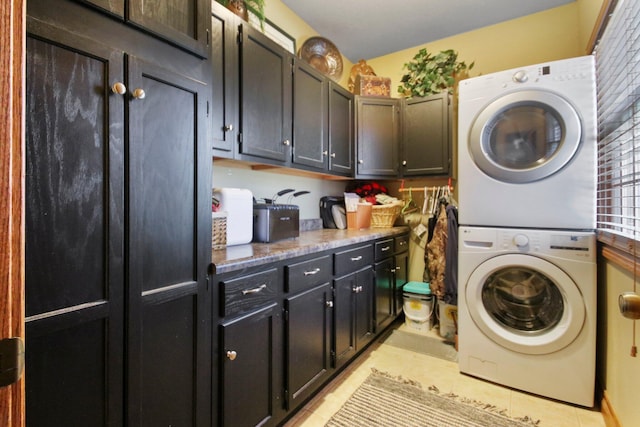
<box><xmin>402</xmin><ymin>160</ymin><xmax>407</xmax><ymax>166</ymax></box>
<box><xmin>226</xmin><ymin>350</ymin><xmax>237</xmax><ymax>361</ymax></box>
<box><xmin>283</xmin><ymin>139</ymin><xmax>291</xmax><ymax>146</ymax></box>
<box><xmin>358</xmin><ymin>159</ymin><xmax>364</xmax><ymax>164</ymax></box>
<box><xmin>322</xmin><ymin>150</ymin><xmax>328</xmax><ymax>156</ymax></box>
<box><xmin>330</xmin><ymin>152</ymin><xmax>336</xmax><ymax>158</ymax></box>
<box><xmin>223</xmin><ymin>124</ymin><xmax>234</xmax><ymax>132</ymax></box>
<box><xmin>132</xmin><ymin>88</ymin><xmax>146</xmax><ymax>99</ymax></box>
<box><xmin>111</xmin><ymin>82</ymin><xmax>127</xmax><ymax>95</ymax></box>
<box><xmin>326</xmin><ymin>300</ymin><xmax>334</xmax><ymax>308</ymax></box>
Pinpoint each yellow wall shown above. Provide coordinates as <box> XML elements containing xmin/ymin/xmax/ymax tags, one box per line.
<box><xmin>366</xmin><ymin>3</ymin><xmax>582</xmax><ymax>95</ymax></box>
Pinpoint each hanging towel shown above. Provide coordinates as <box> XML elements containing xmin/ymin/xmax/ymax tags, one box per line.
<box><xmin>443</xmin><ymin>205</ymin><xmax>458</xmax><ymax>305</ymax></box>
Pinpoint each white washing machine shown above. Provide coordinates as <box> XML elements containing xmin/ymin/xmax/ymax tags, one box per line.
<box><xmin>457</xmin><ymin>56</ymin><xmax>597</xmax><ymax>230</ymax></box>
<box><xmin>458</xmin><ymin>226</ymin><xmax>596</xmax><ymax>407</ymax></box>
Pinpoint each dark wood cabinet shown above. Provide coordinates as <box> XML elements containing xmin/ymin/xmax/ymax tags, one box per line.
<box><xmin>75</xmin><ymin>0</ymin><xmax>210</xmax><ymax>58</ymax></box>
<box><xmin>333</xmin><ymin>267</ymin><xmax>374</xmax><ymax>367</ymax></box>
<box><xmin>401</xmin><ymin>93</ymin><xmax>452</xmax><ymax>176</ymax></box>
<box><xmin>25</xmin><ymin>3</ymin><xmax>212</xmax><ymax>426</ymax></box>
<box><xmin>284</xmin><ymin>282</ymin><xmax>332</xmax><ymax>409</ymax></box>
<box><xmin>238</xmin><ymin>23</ymin><xmax>293</xmax><ymax>164</ymax></box>
<box><xmin>355</xmin><ymin>96</ymin><xmax>400</xmax><ymax>178</ymax></box>
<box><xmin>210</xmin><ymin>1</ymin><xmax>239</xmax><ymax>156</ymax></box>
<box><xmin>292</xmin><ymin>58</ymin><xmax>329</xmax><ymax>170</ymax></box>
<box><xmin>25</xmin><ymin>20</ymin><xmax>126</xmax><ymax>427</ymax></box>
<box><xmin>328</xmin><ymin>82</ymin><xmax>355</xmax><ymax>176</ymax></box>
<box><xmin>374</xmin><ymin>239</ymin><xmax>395</xmax><ymax>331</ymax></box>
<box><xmin>220</xmin><ymin>303</ymin><xmax>281</xmax><ymax>427</ymax></box>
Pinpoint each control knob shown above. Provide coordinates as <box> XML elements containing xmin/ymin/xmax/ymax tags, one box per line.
<box><xmin>513</xmin><ymin>234</ymin><xmax>529</xmax><ymax>247</ymax></box>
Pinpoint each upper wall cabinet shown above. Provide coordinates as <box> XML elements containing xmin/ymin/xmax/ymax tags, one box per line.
<box><xmin>211</xmin><ymin>1</ymin><xmax>239</xmax><ymax>156</ymax></box>
<box><xmin>74</xmin><ymin>0</ymin><xmax>211</xmax><ymax>58</ymax></box>
<box><xmin>238</xmin><ymin>23</ymin><xmax>293</xmax><ymax>164</ymax></box>
<box><xmin>328</xmin><ymin>82</ymin><xmax>355</xmax><ymax>176</ymax></box>
<box><xmin>355</xmin><ymin>96</ymin><xmax>400</xmax><ymax>178</ymax></box>
<box><xmin>401</xmin><ymin>92</ymin><xmax>452</xmax><ymax>176</ymax></box>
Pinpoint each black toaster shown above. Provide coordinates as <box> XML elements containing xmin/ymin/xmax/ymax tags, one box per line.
<box><xmin>252</xmin><ymin>204</ymin><xmax>300</xmax><ymax>243</ymax></box>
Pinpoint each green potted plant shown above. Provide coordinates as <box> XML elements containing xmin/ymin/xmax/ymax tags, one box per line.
<box><xmin>397</xmin><ymin>48</ymin><xmax>474</xmax><ymax>98</ymax></box>
<box><xmin>218</xmin><ymin>0</ymin><xmax>266</xmax><ymax>31</ymax></box>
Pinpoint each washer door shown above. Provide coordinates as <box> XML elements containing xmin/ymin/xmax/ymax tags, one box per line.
<box><xmin>469</xmin><ymin>90</ymin><xmax>582</xmax><ymax>183</ymax></box>
<box><xmin>465</xmin><ymin>254</ymin><xmax>585</xmax><ymax>355</ymax></box>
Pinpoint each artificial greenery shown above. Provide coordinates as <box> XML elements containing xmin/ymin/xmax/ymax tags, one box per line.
<box><xmin>218</xmin><ymin>0</ymin><xmax>266</xmax><ymax>31</ymax></box>
<box><xmin>398</xmin><ymin>48</ymin><xmax>474</xmax><ymax>98</ymax></box>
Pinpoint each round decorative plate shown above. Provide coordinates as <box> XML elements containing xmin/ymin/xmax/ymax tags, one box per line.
<box><xmin>298</xmin><ymin>36</ymin><xmax>344</xmax><ymax>81</ymax></box>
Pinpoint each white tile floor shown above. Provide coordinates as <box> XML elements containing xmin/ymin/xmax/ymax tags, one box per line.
<box><xmin>285</xmin><ymin>322</ymin><xmax>605</xmax><ymax>427</ymax></box>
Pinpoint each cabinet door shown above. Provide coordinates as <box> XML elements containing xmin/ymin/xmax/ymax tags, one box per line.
<box><xmin>355</xmin><ymin>96</ymin><xmax>400</xmax><ymax>178</ymax></box>
<box><xmin>333</xmin><ymin>273</ymin><xmax>356</xmax><ymax>367</ymax></box>
<box><xmin>220</xmin><ymin>303</ymin><xmax>280</xmax><ymax>427</ymax></box>
<box><xmin>75</xmin><ymin>0</ymin><xmax>210</xmax><ymax>58</ymax></box>
<box><xmin>128</xmin><ymin>0</ymin><xmax>210</xmax><ymax>58</ymax></box>
<box><xmin>354</xmin><ymin>267</ymin><xmax>375</xmax><ymax>349</ymax></box>
<box><xmin>285</xmin><ymin>283</ymin><xmax>332</xmax><ymax>409</ymax></box>
<box><xmin>25</xmin><ymin>20</ymin><xmax>125</xmax><ymax>426</ymax></box>
<box><xmin>394</xmin><ymin>252</ymin><xmax>409</xmax><ymax>315</ymax></box>
<box><xmin>239</xmin><ymin>24</ymin><xmax>292</xmax><ymax>163</ymax></box>
<box><xmin>292</xmin><ymin>58</ymin><xmax>328</xmax><ymax>170</ymax></box>
<box><xmin>401</xmin><ymin>93</ymin><xmax>451</xmax><ymax>176</ymax></box>
<box><xmin>328</xmin><ymin>81</ymin><xmax>354</xmax><ymax>176</ymax></box>
<box><xmin>211</xmin><ymin>1</ymin><xmax>238</xmax><ymax>156</ymax></box>
<box><xmin>374</xmin><ymin>258</ymin><xmax>394</xmax><ymax>331</ymax></box>
<box><xmin>127</xmin><ymin>55</ymin><xmax>211</xmax><ymax>426</ymax></box>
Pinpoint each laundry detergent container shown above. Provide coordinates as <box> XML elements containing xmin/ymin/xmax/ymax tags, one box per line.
<box><xmin>402</xmin><ymin>282</ymin><xmax>433</xmax><ymax>333</ymax></box>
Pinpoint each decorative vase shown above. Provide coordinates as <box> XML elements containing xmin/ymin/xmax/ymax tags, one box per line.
<box><xmin>226</xmin><ymin>0</ymin><xmax>248</xmax><ymax>21</ymax></box>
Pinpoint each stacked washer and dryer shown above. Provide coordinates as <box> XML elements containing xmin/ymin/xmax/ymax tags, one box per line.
<box><xmin>456</xmin><ymin>56</ymin><xmax>598</xmax><ymax>407</ymax></box>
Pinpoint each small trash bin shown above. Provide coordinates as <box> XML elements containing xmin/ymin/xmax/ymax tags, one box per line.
<box><xmin>403</xmin><ymin>282</ymin><xmax>434</xmax><ymax>333</ymax></box>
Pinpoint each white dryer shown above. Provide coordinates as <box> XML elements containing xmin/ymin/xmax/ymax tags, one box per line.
<box><xmin>458</xmin><ymin>226</ymin><xmax>596</xmax><ymax>407</ymax></box>
<box><xmin>457</xmin><ymin>56</ymin><xmax>597</xmax><ymax>230</ymax></box>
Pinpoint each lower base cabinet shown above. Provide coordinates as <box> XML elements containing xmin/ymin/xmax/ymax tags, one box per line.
<box><xmin>220</xmin><ymin>303</ymin><xmax>281</xmax><ymax>427</ymax></box>
<box><xmin>213</xmin><ymin>232</ymin><xmax>407</xmax><ymax>427</ymax></box>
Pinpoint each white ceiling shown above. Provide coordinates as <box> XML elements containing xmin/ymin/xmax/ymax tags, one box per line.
<box><xmin>282</xmin><ymin>0</ymin><xmax>576</xmax><ymax>62</ymax></box>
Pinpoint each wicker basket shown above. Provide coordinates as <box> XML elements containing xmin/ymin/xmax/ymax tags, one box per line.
<box><xmin>212</xmin><ymin>212</ymin><xmax>227</xmax><ymax>250</ymax></box>
<box><xmin>371</xmin><ymin>202</ymin><xmax>403</xmax><ymax>228</ymax></box>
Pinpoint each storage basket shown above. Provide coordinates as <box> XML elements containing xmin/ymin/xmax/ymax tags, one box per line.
<box><xmin>212</xmin><ymin>211</ymin><xmax>227</xmax><ymax>250</ymax></box>
<box><xmin>370</xmin><ymin>202</ymin><xmax>403</xmax><ymax>228</ymax></box>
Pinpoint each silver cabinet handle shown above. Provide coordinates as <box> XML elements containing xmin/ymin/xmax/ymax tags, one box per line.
<box><xmin>326</xmin><ymin>301</ymin><xmax>334</xmax><ymax>308</ymax></box>
<box><xmin>353</xmin><ymin>285</ymin><xmax>363</xmax><ymax>293</ymax></box>
<box><xmin>111</xmin><ymin>82</ymin><xmax>127</xmax><ymax>95</ymax></box>
<box><xmin>330</xmin><ymin>152</ymin><xmax>336</xmax><ymax>158</ymax></box>
<box><xmin>304</xmin><ymin>268</ymin><xmax>320</xmax><ymax>276</ymax></box>
<box><xmin>402</xmin><ymin>160</ymin><xmax>407</xmax><ymax>166</ymax></box>
<box><xmin>358</xmin><ymin>159</ymin><xmax>364</xmax><ymax>164</ymax></box>
<box><xmin>223</xmin><ymin>124</ymin><xmax>234</xmax><ymax>132</ymax></box>
<box><xmin>350</xmin><ymin>255</ymin><xmax>363</xmax><ymax>261</ymax></box>
<box><xmin>381</xmin><ymin>246</ymin><xmax>391</xmax><ymax>252</ymax></box>
<box><xmin>226</xmin><ymin>350</ymin><xmax>237</xmax><ymax>361</ymax></box>
<box><xmin>395</xmin><ymin>266</ymin><xmax>401</xmax><ymax>272</ymax></box>
<box><xmin>283</xmin><ymin>139</ymin><xmax>291</xmax><ymax>146</ymax></box>
<box><xmin>322</xmin><ymin>150</ymin><xmax>328</xmax><ymax>156</ymax></box>
<box><xmin>242</xmin><ymin>284</ymin><xmax>267</xmax><ymax>295</ymax></box>
<box><xmin>132</xmin><ymin>88</ymin><xmax>146</xmax><ymax>99</ymax></box>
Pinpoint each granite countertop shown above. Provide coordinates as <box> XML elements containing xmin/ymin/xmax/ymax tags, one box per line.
<box><xmin>210</xmin><ymin>226</ymin><xmax>410</xmax><ymax>275</ymax></box>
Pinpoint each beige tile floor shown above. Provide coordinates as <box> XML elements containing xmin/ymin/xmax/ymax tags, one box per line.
<box><xmin>285</xmin><ymin>322</ymin><xmax>605</xmax><ymax>427</ymax></box>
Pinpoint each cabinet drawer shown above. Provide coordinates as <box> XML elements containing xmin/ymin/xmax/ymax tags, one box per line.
<box><xmin>286</xmin><ymin>255</ymin><xmax>333</xmax><ymax>293</ymax></box>
<box><xmin>375</xmin><ymin>239</ymin><xmax>394</xmax><ymax>261</ymax></box>
<box><xmin>221</xmin><ymin>268</ymin><xmax>278</xmax><ymax>317</ymax></box>
<box><xmin>395</xmin><ymin>234</ymin><xmax>410</xmax><ymax>253</ymax></box>
<box><xmin>334</xmin><ymin>245</ymin><xmax>373</xmax><ymax>277</ymax></box>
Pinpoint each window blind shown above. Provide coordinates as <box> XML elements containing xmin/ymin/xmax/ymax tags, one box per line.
<box><xmin>596</xmin><ymin>0</ymin><xmax>640</xmax><ymax>249</ymax></box>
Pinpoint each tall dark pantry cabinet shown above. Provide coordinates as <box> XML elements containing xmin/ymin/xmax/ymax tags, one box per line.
<box><xmin>24</xmin><ymin>0</ymin><xmax>212</xmax><ymax>425</ymax></box>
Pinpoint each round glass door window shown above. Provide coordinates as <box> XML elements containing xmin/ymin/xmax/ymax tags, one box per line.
<box><xmin>465</xmin><ymin>254</ymin><xmax>585</xmax><ymax>355</ymax></box>
<box><xmin>482</xmin><ymin>266</ymin><xmax>563</xmax><ymax>334</ymax></box>
<box><xmin>469</xmin><ymin>90</ymin><xmax>582</xmax><ymax>183</ymax></box>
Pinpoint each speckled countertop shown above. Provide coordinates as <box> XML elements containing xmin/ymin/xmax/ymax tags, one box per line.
<box><xmin>210</xmin><ymin>226</ymin><xmax>410</xmax><ymax>274</ymax></box>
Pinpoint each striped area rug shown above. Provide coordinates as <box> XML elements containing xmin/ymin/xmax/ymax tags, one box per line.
<box><xmin>326</xmin><ymin>369</ymin><xmax>540</xmax><ymax>427</ymax></box>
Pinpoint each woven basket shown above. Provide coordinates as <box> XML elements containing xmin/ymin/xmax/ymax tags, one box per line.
<box><xmin>212</xmin><ymin>212</ymin><xmax>227</xmax><ymax>250</ymax></box>
<box><xmin>371</xmin><ymin>202</ymin><xmax>403</xmax><ymax>228</ymax></box>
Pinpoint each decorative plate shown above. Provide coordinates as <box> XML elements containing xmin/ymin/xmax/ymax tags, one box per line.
<box><xmin>298</xmin><ymin>36</ymin><xmax>344</xmax><ymax>81</ymax></box>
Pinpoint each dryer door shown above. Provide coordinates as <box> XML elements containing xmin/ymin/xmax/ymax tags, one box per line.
<box><xmin>465</xmin><ymin>253</ymin><xmax>585</xmax><ymax>355</ymax></box>
<box><xmin>468</xmin><ymin>90</ymin><xmax>582</xmax><ymax>183</ymax></box>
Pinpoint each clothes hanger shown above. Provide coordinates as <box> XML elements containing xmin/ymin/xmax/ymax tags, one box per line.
<box><xmin>402</xmin><ymin>188</ymin><xmax>418</xmax><ymax>215</ymax></box>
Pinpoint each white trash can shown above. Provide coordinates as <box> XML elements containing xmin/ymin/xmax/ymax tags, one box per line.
<box><xmin>402</xmin><ymin>282</ymin><xmax>433</xmax><ymax>333</ymax></box>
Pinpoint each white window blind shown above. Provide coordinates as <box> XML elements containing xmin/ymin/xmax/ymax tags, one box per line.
<box><xmin>596</xmin><ymin>0</ymin><xmax>640</xmax><ymax>245</ymax></box>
